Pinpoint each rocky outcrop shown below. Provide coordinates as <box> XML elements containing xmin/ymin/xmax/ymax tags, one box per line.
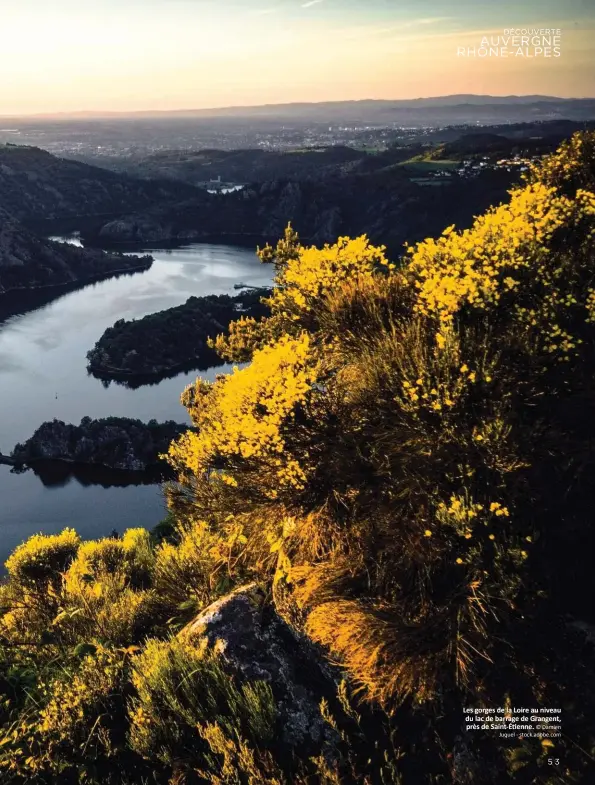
<box><xmin>88</xmin><ymin>167</ymin><xmax>515</xmax><ymax>256</ymax></box>
<box><xmin>10</xmin><ymin>416</ymin><xmax>188</xmax><ymax>472</ymax></box>
<box><xmin>181</xmin><ymin>583</ymin><xmax>339</xmax><ymax>751</ymax></box>
<box><xmin>0</xmin><ymin>207</ymin><xmax>152</xmax><ymax>298</ymax></box>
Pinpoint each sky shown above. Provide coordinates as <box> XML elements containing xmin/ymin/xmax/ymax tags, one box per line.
<box><xmin>1</xmin><ymin>0</ymin><xmax>594</xmax><ymax>115</ymax></box>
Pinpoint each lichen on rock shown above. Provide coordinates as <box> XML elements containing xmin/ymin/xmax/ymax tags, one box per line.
<box><xmin>181</xmin><ymin>582</ymin><xmax>340</xmax><ymax>751</ymax></box>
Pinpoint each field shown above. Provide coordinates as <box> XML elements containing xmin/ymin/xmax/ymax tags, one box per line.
<box><xmin>395</xmin><ymin>158</ymin><xmax>460</xmax><ymax>173</ymax></box>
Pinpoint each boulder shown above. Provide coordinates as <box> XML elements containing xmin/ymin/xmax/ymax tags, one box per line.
<box><xmin>181</xmin><ymin>583</ymin><xmax>339</xmax><ymax>751</ymax></box>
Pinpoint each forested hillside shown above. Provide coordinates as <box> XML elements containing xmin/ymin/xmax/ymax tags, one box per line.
<box><xmin>90</xmin><ymin>167</ymin><xmax>514</xmax><ymax>256</ymax></box>
<box><xmin>1</xmin><ymin>133</ymin><xmax>594</xmax><ymax>785</ymax></box>
<box><xmin>0</xmin><ymin>207</ymin><xmax>151</xmax><ymax>298</ymax></box>
<box><xmin>0</xmin><ymin>144</ymin><xmax>199</xmax><ymax>227</ymax></box>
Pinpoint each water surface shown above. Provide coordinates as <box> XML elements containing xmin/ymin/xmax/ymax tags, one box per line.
<box><xmin>0</xmin><ymin>240</ymin><xmax>272</xmax><ymax>564</ymax></box>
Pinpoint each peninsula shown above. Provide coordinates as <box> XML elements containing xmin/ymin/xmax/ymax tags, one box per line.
<box><xmin>86</xmin><ymin>288</ymin><xmax>271</xmax><ymax>384</ymax></box>
<box><xmin>0</xmin><ymin>207</ymin><xmax>152</xmax><ymax>300</ymax></box>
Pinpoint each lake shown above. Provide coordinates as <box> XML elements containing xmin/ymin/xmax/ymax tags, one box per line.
<box><xmin>0</xmin><ymin>240</ymin><xmax>273</xmax><ymax>565</ymax></box>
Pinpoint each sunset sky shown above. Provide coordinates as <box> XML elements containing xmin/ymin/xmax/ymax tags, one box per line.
<box><xmin>2</xmin><ymin>0</ymin><xmax>594</xmax><ymax>115</ymax></box>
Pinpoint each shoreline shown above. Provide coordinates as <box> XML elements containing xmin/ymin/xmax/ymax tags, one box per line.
<box><xmin>81</xmin><ymin>232</ymin><xmax>301</xmax><ymax>252</ymax></box>
<box><xmin>0</xmin><ymin>258</ymin><xmax>152</xmax><ymax>299</ymax></box>
<box><xmin>0</xmin><ymin>259</ymin><xmax>153</xmax><ymax>324</ymax></box>
<box><xmin>87</xmin><ymin>354</ymin><xmax>227</xmax><ymax>386</ymax></box>
<box><xmin>0</xmin><ymin>451</ymin><xmax>169</xmax><ymax>475</ymax></box>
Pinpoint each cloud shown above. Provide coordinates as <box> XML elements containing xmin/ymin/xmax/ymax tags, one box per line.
<box><xmin>377</xmin><ymin>17</ymin><xmax>452</xmax><ymax>34</ymax></box>
<box><xmin>409</xmin><ymin>17</ymin><xmax>451</xmax><ymax>27</ymax></box>
<box><xmin>327</xmin><ymin>18</ymin><xmax>454</xmax><ymax>44</ymax></box>
<box><xmin>302</xmin><ymin>0</ymin><xmax>324</xmax><ymax>7</ymax></box>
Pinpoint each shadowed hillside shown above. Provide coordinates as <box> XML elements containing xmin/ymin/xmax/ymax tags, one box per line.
<box><xmin>0</xmin><ymin>207</ymin><xmax>152</xmax><ymax>298</ymax></box>
<box><xmin>0</xmin><ymin>144</ymin><xmax>199</xmax><ymax>229</ymax></box>
<box><xmin>88</xmin><ymin>167</ymin><xmax>515</xmax><ymax>256</ymax></box>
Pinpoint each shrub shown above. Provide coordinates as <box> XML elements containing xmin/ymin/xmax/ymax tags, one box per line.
<box><xmin>153</xmin><ymin>519</ymin><xmax>219</xmax><ymax>610</ymax></box>
<box><xmin>3</xmin><ymin>133</ymin><xmax>595</xmax><ymax>784</ymax></box>
<box><xmin>128</xmin><ymin>637</ymin><xmax>277</xmax><ymax>773</ymax></box>
<box><xmin>67</xmin><ymin>528</ymin><xmax>155</xmax><ymax>589</ymax></box>
<box><xmin>163</xmin><ymin>132</ymin><xmax>595</xmax><ymax>779</ymax></box>
<box><xmin>0</xmin><ymin>646</ymin><xmax>135</xmax><ymax>782</ymax></box>
<box><xmin>0</xmin><ymin>528</ymin><xmax>160</xmax><ymax>659</ymax></box>
<box><xmin>4</xmin><ymin>528</ymin><xmax>80</xmax><ymax>587</ymax></box>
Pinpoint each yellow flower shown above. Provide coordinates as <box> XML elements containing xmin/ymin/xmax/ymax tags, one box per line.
<box><xmin>167</xmin><ymin>333</ymin><xmax>317</xmax><ymax>490</ymax></box>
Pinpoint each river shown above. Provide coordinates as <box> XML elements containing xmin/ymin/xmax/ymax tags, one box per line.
<box><xmin>0</xmin><ymin>240</ymin><xmax>273</xmax><ymax>565</ymax></box>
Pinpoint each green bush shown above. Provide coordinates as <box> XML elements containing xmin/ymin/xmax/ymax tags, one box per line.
<box><xmin>4</xmin><ymin>528</ymin><xmax>80</xmax><ymax>587</ymax></box>
<box><xmin>128</xmin><ymin>637</ymin><xmax>277</xmax><ymax>774</ymax></box>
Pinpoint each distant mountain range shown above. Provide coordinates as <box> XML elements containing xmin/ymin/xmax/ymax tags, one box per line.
<box><xmin>3</xmin><ymin>95</ymin><xmax>595</xmax><ymax>126</ymax></box>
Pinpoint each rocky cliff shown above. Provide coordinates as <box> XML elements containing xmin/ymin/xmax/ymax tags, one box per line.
<box><xmin>89</xmin><ymin>168</ymin><xmax>515</xmax><ymax>256</ymax></box>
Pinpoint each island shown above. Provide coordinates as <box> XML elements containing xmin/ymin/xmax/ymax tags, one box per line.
<box><xmin>86</xmin><ymin>288</ymin><xmax>271</xmax><ymax>384</ymax></box>
<box><xmin>9</xmin><ymin>417</ymin><xmax>189</xmax><ymax>473</ymax></box>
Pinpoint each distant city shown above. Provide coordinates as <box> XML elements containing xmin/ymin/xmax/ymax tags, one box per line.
<box><xmin>0</xmin><ymin>119</ymin><xmax>433</xmax><ymax>161</ymax></box>
<box><xmin>2</xmin><ymin>95</ymin><xmax>594</xmax><ymax>165</ymax></box>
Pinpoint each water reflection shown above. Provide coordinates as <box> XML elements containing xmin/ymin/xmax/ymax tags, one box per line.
<box><xmin>90</xmin><ymin>354</ymin><xmax>228</xmax><ymax>389</ymax></box>
<box><xmin>23</xmin><ymin>460</ymin><xmax>171</xmax><ymax>489</ymax></box>
<box><xmin>0</xmin><ymin>266</ymin><xmax>148</xmax><ymax>325</ymax></box>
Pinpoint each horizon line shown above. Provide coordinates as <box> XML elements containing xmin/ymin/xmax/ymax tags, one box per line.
<box><xmin>2</xmin><ymin>93</ymin><xmax>595</xmax><ymax>120</ymax></box>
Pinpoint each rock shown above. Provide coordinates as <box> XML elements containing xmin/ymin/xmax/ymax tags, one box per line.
<box><xmin>98</xmin><ymin>219</ymin><xmax>137</xmax><ymax>241</ymax></box>
<box><xmin>181</xmin><ymin>583</ymin><xmax>339</xmax><ymax>751</ymax></box>
<box><xmin>311</xmin><ymin>206</ymin><xmax>343</xmax><ymax>246</ymax></box>
<box><xmin>99</xmin><ymin>217</ymin><xmax>163</xmax><ymax>243</ymax></box>
<box><xmin>89</xmin><ymin>165</ymin><xmax>515</xmax><ymax>258</ymax></box>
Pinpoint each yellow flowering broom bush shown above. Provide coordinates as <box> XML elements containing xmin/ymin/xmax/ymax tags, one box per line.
<box><xmin>165</xmin><ymin>132</ymin><xmax>595</xmax><ymax>778</ymax></box>
<box><xmin>1</xmin><ymin>132</ymin><xmax>595</xmax><ymax>784</ymax></box>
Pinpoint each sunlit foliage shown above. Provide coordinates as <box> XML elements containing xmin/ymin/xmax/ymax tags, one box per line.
<box><xmin>1</xmin><ymin>133</ymin><xmax>595</xmax><ymax>784</ymax></box>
